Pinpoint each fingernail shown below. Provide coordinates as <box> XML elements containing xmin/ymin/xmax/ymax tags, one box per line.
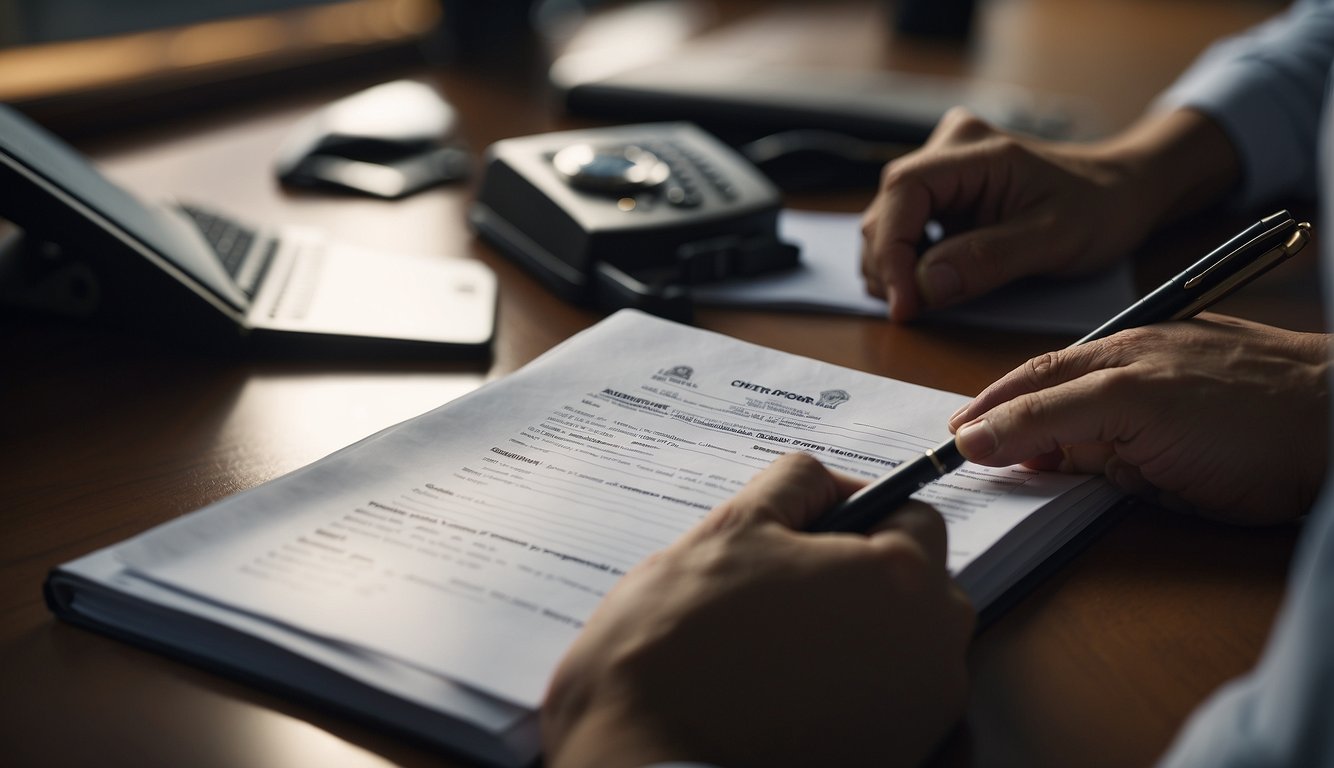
<box><xmin>955</xmin><ymin>420</ymin><xmax>997</xmax><ymax>460</ymax></box>
<box><xmin>921</xmin><ymin>262</ymin><xmax>961</xmax><ymax>305</ymax></box>
<box><xmin>1106</xmin><ymin>457</ymin><xmax>1149</xmax><ymax>494</ymax></box>
<box><xmin>947</xmin><ymin>404</ymin><xmax>968</xmax><ymax>429</ymax></box>
<box><xmin>1057</xmin><ymin>447</ymin><xmax>1076</xmax><ymax>473</ymax></box>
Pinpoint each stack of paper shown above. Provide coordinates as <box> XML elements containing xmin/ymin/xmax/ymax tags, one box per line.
<box><xmin>47</xmin><ymin>310</ymin><xmax>1121</xmax><ymax>767</ymax></box>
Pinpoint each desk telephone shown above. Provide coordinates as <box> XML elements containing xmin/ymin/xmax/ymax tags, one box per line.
<box><xmin>471</xmin><ymin>122</ymin><xmax>797</xmax><ymax>318</ymax></box>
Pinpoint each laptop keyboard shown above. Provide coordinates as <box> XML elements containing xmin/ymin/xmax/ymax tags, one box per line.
<box><xmin>177</xmin><ymin>203</ymin><xmax>276</xmax><ymax>298</ymax></box>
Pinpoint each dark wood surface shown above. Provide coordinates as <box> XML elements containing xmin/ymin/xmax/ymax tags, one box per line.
<box><xmin>1</xmin><ymin>1</ymin><xmax>1318</xmax><ymax>766</ymax></box>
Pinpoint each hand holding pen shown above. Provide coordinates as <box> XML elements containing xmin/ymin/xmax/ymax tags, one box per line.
<box><xmin>813</xmin><ymin>211</ymin><xmax>1314</xmax><ymax>533</ymax></box>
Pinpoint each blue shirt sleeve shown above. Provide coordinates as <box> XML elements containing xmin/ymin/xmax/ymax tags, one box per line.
<box><xmin>1156</xmin><ymin>68</ymin><xmax>1334</xmax><ymax>768</ymax></box>
<box><xmin>1154</xmin><ymin>0</ymin><xmax>1334</xmax><ymax>209</ymax></box>
<box><xmin>1157</xmin><ymin>491</ymin><xmax>1334</xmax><ymax>767</ymax></box>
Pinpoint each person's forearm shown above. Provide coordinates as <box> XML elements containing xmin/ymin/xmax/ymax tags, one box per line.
<box><xmin>1092</xmin><ymin>108</ymin><xmax>1242</xmax><ymax>234</ymax></box>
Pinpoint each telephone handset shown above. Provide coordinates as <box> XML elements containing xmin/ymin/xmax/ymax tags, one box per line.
<box><xmin>470</xmin><ymin>122</ymin><xmax>797</xmax><ymax>319</ymax></box>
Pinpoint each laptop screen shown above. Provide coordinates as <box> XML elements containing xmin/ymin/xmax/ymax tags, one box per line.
<box><xmin>0</xmin><ymin>104</ymin><xmax>248</xmax><ymax>310</ymax></box>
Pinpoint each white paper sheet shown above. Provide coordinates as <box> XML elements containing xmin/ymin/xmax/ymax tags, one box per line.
<box><xmin>113</xmin><ymin>310</ymin><xmax>1099</xmax><ymax>707</ymax></box>
<box><xmin>693</xmin><ymin>210</ymin><xmax>1139</xmax><ymax>335</ymax></box>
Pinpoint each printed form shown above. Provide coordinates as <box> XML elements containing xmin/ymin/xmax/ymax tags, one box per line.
<box><xmin>115</xmin><ymin>310</ymin><xmax>1095</xmax><ymax>707</ymax></box>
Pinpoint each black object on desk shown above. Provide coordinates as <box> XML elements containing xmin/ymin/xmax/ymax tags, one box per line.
<box><xmin>893</xmin><ymin>0</ymin><xmax>977</xmax><ymax>40</ymax></box>
<box><xmin>275</xmin><ymin>81</ymin><xmax>471</xmax><ymax>200</ymax></box>
<box><xmin>552</xmin><ymin>56</ymin><xmax>1078</xmax><ymax>155</ymax></box>
<box><xmin>470</xmin><ymin>122</ymin><xmax>798</xmax><ymax>320</ymax></box>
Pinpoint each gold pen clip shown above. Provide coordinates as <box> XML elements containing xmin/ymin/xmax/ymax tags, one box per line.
<box><xmin>1178</xmin><ymin>222</ymin><xmax>1310</xmax><ymax>317</ymax></box>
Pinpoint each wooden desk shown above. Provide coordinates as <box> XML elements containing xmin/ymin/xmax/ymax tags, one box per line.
<box><xmin>0</xmin><ymin>2</ymin><xmax>1317</xmax><ymax>767</ymax></box>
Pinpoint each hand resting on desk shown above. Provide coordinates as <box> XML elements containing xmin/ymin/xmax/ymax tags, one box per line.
<box><xmin>860</xmin><ymin>106</ymin><xmax>1240</xmax><ymax>322</ymax></box>
<box><xmin>540</xmin><ymin>453</ymin><xmax>974</xmax><ymax>768</ymax></box>
<box><xmin>949</xmin><ymin>314</ymin><xmax>1331</xmax><ymax>525</ymax></box>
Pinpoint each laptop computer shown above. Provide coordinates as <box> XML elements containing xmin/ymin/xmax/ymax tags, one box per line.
<box><xmin>0</xmin><ymin>104</ymin><xmax>496</xmax><ymax>355</ymax></box>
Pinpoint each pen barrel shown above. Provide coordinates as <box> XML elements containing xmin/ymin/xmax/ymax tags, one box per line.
<box><xmin>1075</xmin><ymin>212</ymin><xmax>1299</xmax><ymax>347</ymax></box>
<box><xmin>1073</xmin><ymin>278</ymin><xmax>1188</xmax><ymax>345</ymax></box>
<box><xmin>809</xmin><ymin>438</ymin><xmax>963</xmax><ymax>533</ymax></box>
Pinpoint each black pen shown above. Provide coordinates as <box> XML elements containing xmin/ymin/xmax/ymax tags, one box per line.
<box><xmin>808</xmin><ymin>210</ymin><xmax>1312</xmax><ymax>533</ymax></box>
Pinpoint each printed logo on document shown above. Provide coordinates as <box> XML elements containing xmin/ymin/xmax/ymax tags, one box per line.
<box><xmin>816</xmin><ymin>389</ymin><xmax>851</xmax><ymax>409</ymax></box>
<box><xmin>653</xmin><ymin>365</ymin><xmax>699</xmax><ymax>389</ymax></box>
